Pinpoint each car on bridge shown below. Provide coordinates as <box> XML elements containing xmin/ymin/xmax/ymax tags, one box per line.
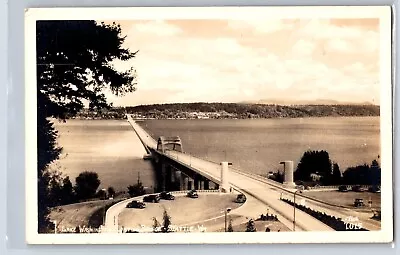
<box><xmin>143</xmin><ymin>194</ymin><xmax>161</xmax><ymax>203</ymax></box>
<box><xmin>160</xmin><ymin>192</ymin><xmax>175</xmax><ymax>200</ymax></box>
<box><xmin>187</xmin><ymin>190</ymin><xmax>199</xmax><ymax>198</ymax></box>
<box><xmin>126</xmin><ymin>200</ymin><xmax>146</xmax><ymax>209</ymax></box>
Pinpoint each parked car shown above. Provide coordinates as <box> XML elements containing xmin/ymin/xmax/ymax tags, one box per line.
<box><xmin>143</xmin><ymin>194</ymin><xmax>161</xmax><ymax>203</ymax></box>
<box><xmin>338</xmin><ymin>185</ymin><xmax>349</xmax><ymax>192</ymax></box>
<box><xmin>235</xmin><ymin>194</ymin><xmax>246</xmax><ymax>203</ymax></box>
<box><xmin>126</xmin><ymin>200</ymin><xmax>146</xmax><ymax>209</ymax></box>
<box><xmin>187</xmin><ymin>190</ymin><xmax>199</xmax><ymax>198</ymax></box>
<box><xmin>352</xmin><ymin>185</ymin><xmax>365</xmax><ymax>192</ymax></box>
<box><xmin>354</xmin><ymin>198</ymin><xmax>365</xmax><ymax>207</ymax></box>
<box><xmin>296</xmin><ymin>185</ymin><xmax>305</xmax><ymax>191</ymax></box>
<box><xmin>160</xmin><ymin>192</ymin><xmax>175</xmax><ymax>200</ymax></box>
<box><xmin>368</xmin><ymin>186</ymin><xmax>381</xmax><ymax>193</ymax></box>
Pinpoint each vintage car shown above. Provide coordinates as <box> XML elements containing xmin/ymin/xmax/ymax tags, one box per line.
<box><xmin>143</xmin><ymin>194</ymin><xmax>161</xmax><ymax>203</ymax></box>
<box><xmin>354</xmin><ymin>198</ymin><xmax>365</xmax><ymax>207</ymax></box>
<box><xmin>126</xmin><ymin>200</ymin><xmax>146</xmax><ymax>209</ymax></box>
<box><xmin>187</xmin><ymin>190</ymin><xmax>199</xmax><ymax>198</ymax></box>
<box><xmin>160</xmin><ymin>191</ymin><xmax>175</xmax><ymax>200</ymax></box>
<box><xmin>235</xmin><ymin>194</ymin><xmax>247</xmax><ymax>203</ymax></box>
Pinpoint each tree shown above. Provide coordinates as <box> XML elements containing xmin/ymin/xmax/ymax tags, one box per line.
<box><xmin>47</xmin><ymin>170</ymin><xmax>64</xmax><ymax>207</ymax></box>
<box><xmin>245</xmin><ymin>219</ymin><xmax>256</xmax><ymax>232</ymax></box>
<box><xmin>162</xmin><ymin>209</ymin><xmax>171</xmax><ymax>233</ymax></box>
<box><xmin>74</xmin><ymin>171</ymin><xmax>101</xmax><ymax>200</ymax></box>
<box><xmin>36</xmin><ymin>20</ymin><xmax>138</xmax><ymax>232</ymax></box>
<box><xmin>127</xmin><ymin>175</ymin><xmax>146</xmax><ymax>197</ymax></box>
<box><xmin>331</xmin><ymin>162</ymin><xmax>342</xmax><ymax>185</ymax></box>
<box><xmin>96</xmin><ymin>189</ymin><xmax>107</xmax><ymax>200</ymax></box>
<box><xmin>107</xmin><ymin>186</ymin><xmax>116</xmax><ymax>198</ymax></box>
<box><xmin>294</xmin><ymin>150</ymin><xmax>332</xmax><ymax>183</ymax></box>
<box><xmin>127</xmin><ymin>183</ymin><xmax>146</xmax><ymax>197</ymax></box>
<box><xmin>227</xmin><ymin>218</ymin><xmax>234</xmax><ymax>232</ymax></box>
<box><xmin>60</xmin><ymin>176</ymin><xmax>74</xmax><ymax>204</ymax></box>
<box><xmin>152</xmin><ymin>217</ymin><xmax>160</xmax><ymax>233</ymax></box>
<box><xmin>342</xmin><ymin>160</ymin><xmax>381</xmax><ymax>186</ymax></box>
<box><xmin>342</xmin><ymin>164</ymin><xmax>370</xmax><ymax>185</ymax></box>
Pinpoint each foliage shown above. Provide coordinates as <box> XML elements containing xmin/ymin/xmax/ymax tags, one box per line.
<box><xmin>331</xmin><ymin>162</ymin><xmax>342</xmax><ymax>185</ymax></box>
<box><xmin>74</xmin><ymin>171</ymin><xmax>101</xmax><ymax>200</ymax></box>
<box><xmin>281</xmin><ymin>198</ymin><xmax>368</xmax><ymax>231</ymax></box>
<box><xmin>107</xmin><ymin>186</ymin><xmax>116</xmax><ymax>198</ymax></box>
<box><xmin>295</xmin><ymin>150</ymin><xmax>332</xmax><ymax>184</ymax></box>
<box><xmin>162</xmin><ymin>209</ymin><xmax>171</xmax><ymax>233</ymax></box>
<box><xmin>37</xmin><ymin>20</ymin><xmax>137</xmax><ymax>119</ymax></box>
<box><xmin>46</xmin><ymin>170</ymin><xmax>75</xmax><ymax>207</ymax></box>
<box><xmin>96</xmin><ymin>189</ymin><xmax>108</xmax><ymax>200</ymax></box>
<box><xmin>36</xmin><ymin>20</ymin><xmax>137</xmax><ymax>232</ymax></box>
<box><xmin>227</xmin><ymin>218</ymin><xmax>234</xmax><ymax>232</ymax></box>
<box><xmin>127</xmin><ymin>182</ymin><xmax>146</xmax><ymax>198</ymax></box>
<box><xmin>245</xmin><ymin>219</ymin><xmax>257</xmax><ymax>232</ymax></box>
<box><xmin>152</xmin><ymin>217</ymin><xmax>160</xmax><ymax>233</ymax></box>
<box><xmin>120</xmin><ymin>103</ymin><xmax>380</xmax><ymax>120</ymax></box>
<box><xmin>342</xmin><ymin>160</ymin><xmax>381</xmax><ymax>185</ymax></box>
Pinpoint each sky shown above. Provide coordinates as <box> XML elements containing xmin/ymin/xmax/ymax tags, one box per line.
<box><xmin>103</xmin><ymin>19</ymin><xmax>380</xmax><ymax>106</ymax></box>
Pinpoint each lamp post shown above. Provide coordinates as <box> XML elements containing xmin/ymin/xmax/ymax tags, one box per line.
<box><xmin>293</xmin><ymin>189</ymin><xmax>302</xmax><ymax>231</ymax></box>
<box><xmin>224</xmin><ymin>208</ymin><xmax>232</xmax><ymax>232</ymax></box>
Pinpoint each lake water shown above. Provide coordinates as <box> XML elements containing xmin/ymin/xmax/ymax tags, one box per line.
<box><xmin>140</xmin><ymin>117</ymin><xmax>380</xmax><ymax>175</ymax></box>
<box><xmin>52</xmin><ymin>117</ymin><xmax>380</xmax><ymax>191</ymax></box>
<box><xmin>52</xmin><ymin>120</ymin><xmax>156</xmax><ymax>192</ymax></box>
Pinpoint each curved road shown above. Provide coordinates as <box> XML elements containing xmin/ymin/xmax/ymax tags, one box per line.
<box><xmin>125</xmin><ymin>117</ymin><xmax>334</xmax><ymax>232</ymax></box>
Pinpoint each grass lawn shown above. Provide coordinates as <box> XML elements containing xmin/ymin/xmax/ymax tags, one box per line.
<box><xmin>49</xmin><ymin>198</ymin><xmax>123</xmax><ymax>230</ymax></box>
<box><xmin>304</xmin><ymin>190</ymin><xmax>381</xmax><ymax>210</ymax></box>
<box><xmin>118</xmin><ymin>193</ymin><xmax>242</xmax><ymax>229</ymax></box>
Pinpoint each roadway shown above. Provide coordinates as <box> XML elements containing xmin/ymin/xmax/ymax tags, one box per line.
<box><xmin>127</xmin><ymin>117</ymin><xmax>332</xmax><ymax>232</ymax></box>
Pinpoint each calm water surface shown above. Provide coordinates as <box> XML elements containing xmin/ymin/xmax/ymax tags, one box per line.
<box><xmin>52</xmin><ymin>117</ymin><xmax>380</xmax><ymax>191</ymax></box>
<box><xmin>52</xmin><ymin>120</ymin><xmax>155</xmax><ymax>191</ymax></box>
<box><xmin>141</xmin><ymin>117</ymin><xmax>380</xmax><ymax>175</ymax></box>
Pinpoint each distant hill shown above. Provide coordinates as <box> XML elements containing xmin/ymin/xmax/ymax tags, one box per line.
<box><xmin>123</xmin><ymin>102</ymin><xmax>380</xmax><ymax>119</ymax></box>
<box><xmin>240</xmin><ymin>99</ymin><xmax>376</xmax><ymax>106</ymax></box>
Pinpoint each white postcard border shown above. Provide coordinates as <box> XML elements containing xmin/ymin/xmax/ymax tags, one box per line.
<box><xmin>25</xmin><ymin>6</ymin><xmax>393</xmax><ymax>244</ymax></box>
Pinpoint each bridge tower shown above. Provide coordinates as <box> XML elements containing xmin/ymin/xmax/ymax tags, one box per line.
<box><xmin>220</xmin><ymin>162</ymin><xmax>232</xmax><ymax>193</ymax></box>
<box><xmin>280</xmin><ymin>160</ymin><xmax>296</xmax><ymax>188</ymax></box>
<box><xmin>157</xmin><ymin>136</ymin><xmax>184</xmax><ymax>153</ymax></box>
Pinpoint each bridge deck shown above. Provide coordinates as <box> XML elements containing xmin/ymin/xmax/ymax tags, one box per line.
<box><xmin>127</xmin><ymin>116</ymin><xmax>334</xmax><ymax>232</ymax></box>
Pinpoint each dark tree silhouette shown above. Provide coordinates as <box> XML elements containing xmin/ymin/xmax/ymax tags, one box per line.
<box><xmin>127</xmin><ymin>183</ymin><xmax>146</xmax><ymax>198</ymax></box>
<box><xmin>227</xmin><ymin>218</ymin><xmax>234</xmax><ymax>232</ymax></box>
<box><xmin>36</xmin><ymin>20</ymin><xmax>138</xmax><ymax>232</ymax></box>
<box><xmin>107</xmin><ymin>186</ymin><xmax>116</xmax><ymax>198</ymax></box>
<box><xmin>96</xmin><ymin>189</ymin><xmax>107</xmax><ymax>200</ymax></box>
<box><xmin>331</xmin><ymin>162</ymin><xmax>342</xmax><ymax>185</ymax></box>
<box><xmin>152</xmin><ymin>217</ymin><xmax>160</xmax><ymax>233</ymax></box>
<box><xmin>74</xmin><ymin>171</ymin><xmax>101</xmax><ymax>200</ymax></box>
<box><xmin>245</xmin><ymin>219</ymin><xmax>256</xmax><ymax>232</ymax></box>
<box><xmin>60</xmin><ymin>176</ymin><xmax>74</xmax><ymax>204</ymax></box>
<box><xmin>342</xmin><ymin>160</ymin><xmax>381</xmax><ymax>185</ymax></box>
<box><xmin>294</xmin><ymin>150</ymin><xmax>332</xmax><ymax>183</ymax></box>
<box><xmin>162</xmin><ymin>209</ymin><xmax>171</xmax><ymax>233</ymax></box>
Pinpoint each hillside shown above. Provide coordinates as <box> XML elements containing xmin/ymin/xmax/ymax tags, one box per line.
<box><xmin>124</xmin><ymin>103</ymin><xmax>380</xmax><ymax>119</ymax></box>
<box><xmin>72</xmin><ymin>103</ymin><xmax>380</xmax><ymax>120</ymax></box>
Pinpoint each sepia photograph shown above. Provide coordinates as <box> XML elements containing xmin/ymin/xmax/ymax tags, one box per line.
<box><xmin>24</xmin><ymin>6</ymin><xmax>393</xmax><ymax>244</ymax></box>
